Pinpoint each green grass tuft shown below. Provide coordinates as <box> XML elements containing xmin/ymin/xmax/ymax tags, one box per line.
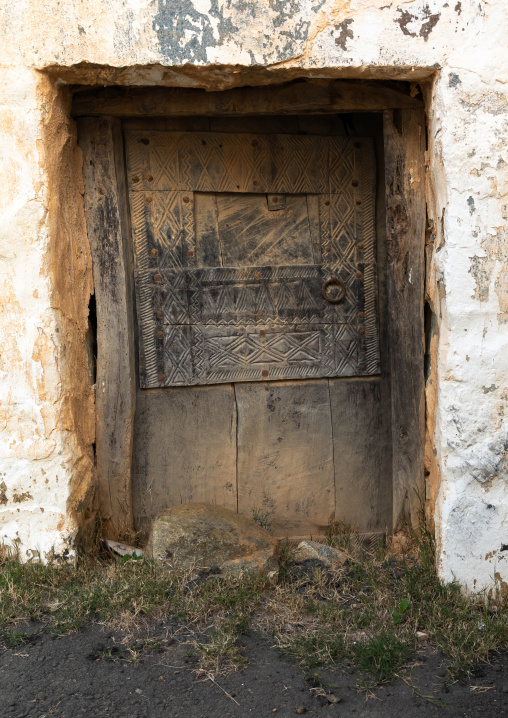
<box><xmin>352</xmin><ymin>630</ymin><xmax>409</xmax><ymax>680</ymax></box>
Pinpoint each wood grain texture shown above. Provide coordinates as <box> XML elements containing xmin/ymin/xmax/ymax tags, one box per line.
<box><xmin>384</xmin><ymin>109</ymin><xmax>426</xmax><ymax>531</ymax></box>
<box><xmin>215</xmin><ymin>193</ymin><xmax>314</xmax><ymax>266</ymax></box>
<box><xmin>236</xmin><ymin>381</ymin><xmax>335</xmax><ymax>536</ymax></box>
<box><xmin>330</xmin><ymin>378</ymin><xmax>392</xmax><ymax>533</ymax></box>
<box><xmin>132</xmin><ymin>385</ymin><xmax>237</xmax><ymax>541</ymax></box>
<box><xmin>72</xmin><ymin>81</ymin><xmax>422</xmax><ymax>118</ymax></box>
<box><xmin>77</xmin><ymin>117</ymin><xmax>136</xmax><ymax>538</ymax></box>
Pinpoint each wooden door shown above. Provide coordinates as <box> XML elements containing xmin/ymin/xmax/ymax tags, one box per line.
<box><xmin>126</xmin><ymin>116</ymin><xmax>391</xmax><ymax>540</ymax></box>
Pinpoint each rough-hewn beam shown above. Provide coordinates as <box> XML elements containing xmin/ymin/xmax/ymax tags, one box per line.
<box><xmin>77</xmin><ymin>117</ymin><xmax>136</xmax><ymax>539</ymax></box>
<box><xmin>384</xmin><ymin>108</ymin><xmax>426</xmax><ymax>533</ymax></box>
<box><xmin>72</xmin><ymin>81</ymin><xmax>422</xmax><ymax>118</ymax></box>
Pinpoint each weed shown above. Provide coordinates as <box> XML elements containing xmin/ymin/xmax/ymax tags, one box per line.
<box><xmin>392</xmin><ymin>597</ymin><xmax>410</xmax><ymax>624</ymax></box>
<box><xmin>274</xmin><ymin>538</ymin><xmax>295</xmax><ymax>583</ymax></box>
<box><xmin>352</xmin><ymin>631</ymin><xmax>409</xmax><ymax>680</ymax></box>
<box><xmin>251</xmin><ymin>507</ymin><xmax>272</xmax><ymax>532</ymax></box>
<box><xmin>324</xmin><ymin>520</ymin><xmax>357</xmax><ymax>552</ymax></box>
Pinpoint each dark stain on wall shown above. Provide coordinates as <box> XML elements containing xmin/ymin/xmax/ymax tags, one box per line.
<box><xmin>396</xmin><ymin>5</ymin><xmax>441</xmax><ymax>42</ymax></box>
<box><xmin>153</xmin><ymin>0</ymin><xmax>326</xmax><ymax>64</ymax></box>
<box><xmin>334</xmin><ymin>19</ymin><xmax>353</xmax><ymax>50</ymax></box>
<box><xmin>469</xmin><ymin>255</ymin><xmax>493</xmax><ymax>302</ymax></box>
<box><xmin>12</xmin><ymin>491</ymin><xmax>33</xmax><ymax>503</ymax></box>
<box><xmin>153</xmin><ymin>0</ymin><xmax>238</xmax><ymax>64</ymax></box>
<box><xmin>449</xmin><ymin>72</ymin><xmax>461</xmax><ymax>88</ymax></box>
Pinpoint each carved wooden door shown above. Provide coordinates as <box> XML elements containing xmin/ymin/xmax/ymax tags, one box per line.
<box><xmin>125</xmin><ymin>132</ymin><xmax>380</xmax><ymax>386</ymax></box>
<box><xmin>125</xmin><ymin>120</ymin><xmax>391</xmax><ymax>541</ymax></box>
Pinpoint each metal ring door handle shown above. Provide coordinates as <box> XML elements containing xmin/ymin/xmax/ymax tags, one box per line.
<box><xmin>321</xmin><ymin>275</ymin><xmax>346</xmax><ymax>304</ymax></box>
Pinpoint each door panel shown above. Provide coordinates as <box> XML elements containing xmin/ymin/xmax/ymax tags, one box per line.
<box><xmin>132</xmin><ymin>384</ymin><xmax>237</xmax><ymax>538</ymax></box>
<box><xmin>236</xmin><ymin>381</ymin><xmax>335</xmax><ymax>536</ymax></box>
<box><xmin>330</xmin><ymin>377</ymin><xmax>392</xmax><ymax>532</ymax></box>
<box><xmin>125</xmin><ymin>131</ymin><xmax>380</xmax><ymax>388</ymax></box>
<box><xmin>215</xmin><ymin>193</ymin><xmax>315</xmax><ymax>267</ymax></box>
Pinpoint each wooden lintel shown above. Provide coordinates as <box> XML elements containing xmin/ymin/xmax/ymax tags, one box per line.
<box><xmin>72</xmin><ymin>81</ymin><xmax>422</xmax><ymax>118</ymax></box>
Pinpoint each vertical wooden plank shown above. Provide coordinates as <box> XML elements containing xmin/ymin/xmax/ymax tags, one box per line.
<box><xmin>77</xmin><ymin>117</ymin><xmax>136</xmax><ymax>539</ymax></box>
<box><xmin>236</xmin><ymin>381</ymin><xmax>335</xmax><ymax>537</ymax></box>
<box><xmin>384</xmin><ymin>109</ymin><xmax>426</xmax><ymax>531</ymax></box>
<box><xmin>132</xmin><ymin>385</ymin><xmax>238</xmax><ymax>541</ymax></box>
<box><xmin>330</xmin><ymin>378</ymin><xmax>392</xmax><ymax>533</ymax></box>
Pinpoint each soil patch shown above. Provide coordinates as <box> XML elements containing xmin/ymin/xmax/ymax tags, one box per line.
<box><xmin>1</xmin><ymin>622</ymin><xmax>507</xmax><ymax>717</ymax></box>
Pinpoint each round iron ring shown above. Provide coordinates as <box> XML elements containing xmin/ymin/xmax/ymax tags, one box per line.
<box><xmin>321</xmin><ymin>275</ymin><xmax>346</xmax><ymax>304</ymax></box>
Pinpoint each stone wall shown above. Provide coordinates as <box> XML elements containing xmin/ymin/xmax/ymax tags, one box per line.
<box><xmin>0</xmin><ymin>0</ymin><xmax>506</xmax><ymax>590</ymax></box>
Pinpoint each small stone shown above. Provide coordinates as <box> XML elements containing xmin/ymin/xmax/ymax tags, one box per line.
<box><xmin>296</xmin><ymin>708</ymin><xmax>307</xmax><ymax>715</ymax></box>
<box><xmin>146</xmin><ymin>503</ymin><xmax>278</xmax><ymax>577</ymax></box>
<box><xmin>293</xmin><ymin>540</ymin><xmax>346</xmax><ymax>567</ymax></box>
<box><xmin>416</xmin><ymin>631</ymin><xmax>428</xmax><ymax>641</ymax></box>
<box><xmin>327</xmin><ymin>694</ymin><xmax>342</xmax><ymax>704</ymax></box>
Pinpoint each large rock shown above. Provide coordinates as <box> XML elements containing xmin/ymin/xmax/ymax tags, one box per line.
<box><xmin>146</xmin><ymin>503</ymin><xmax>278</xmax><ymax>577</ymax></box>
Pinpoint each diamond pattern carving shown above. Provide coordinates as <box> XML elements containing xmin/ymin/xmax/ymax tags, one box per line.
<box><xmin>126</xmin><ymin>132</ymin><xmax>380</xmax><ymax>387</ymax></box>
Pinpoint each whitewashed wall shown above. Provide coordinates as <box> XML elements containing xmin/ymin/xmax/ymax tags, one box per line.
<box><xmin>0</xmin><ymin>0</ymin><xmax>506</xmax><ymax>590</ymax></box>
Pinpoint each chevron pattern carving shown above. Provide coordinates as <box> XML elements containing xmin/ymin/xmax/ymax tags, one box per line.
<box><xmin>126</xmin><ymin>132</ymin><xmax>380</xmax><ymax>387</ymax></box>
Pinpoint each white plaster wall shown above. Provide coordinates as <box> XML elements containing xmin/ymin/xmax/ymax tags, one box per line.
<box><xmin>0</xmin><ymin>68</ymin><xmax>87</xmax><ymax>559</ymax></box>
<box><xmin>0</xmin><ymin>0</ymin><xmax>506</xmax><ymax>589</ymax></box>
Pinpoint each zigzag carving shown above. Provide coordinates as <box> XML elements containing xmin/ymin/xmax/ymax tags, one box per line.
<box><xmin>126</xmin><ymin>132</ymin><xmax>381</xmax><ymax>387</ymax></box>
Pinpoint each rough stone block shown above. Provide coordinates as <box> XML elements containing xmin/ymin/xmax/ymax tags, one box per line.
<box><xmin>293</xmin><ymin>540</ymin><xmax>346</xmax><ymax>567</ymax></box>
<box><xmin>146</xmin><ymin>503</ymin><xmax>278</xmax><ymax>577</ymax></box>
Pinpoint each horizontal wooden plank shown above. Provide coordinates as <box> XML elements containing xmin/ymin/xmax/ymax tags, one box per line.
<box><xmin>124</xmin><ymin>131</ymin><xmax>342</xmax><ymax>194</ymax></box>
<box><xmin>72</xmin><ymin>81</ymin><xmax>422</xmax><ymax>118</ymax></box>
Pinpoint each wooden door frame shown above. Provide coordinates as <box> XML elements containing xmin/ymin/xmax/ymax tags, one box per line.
<box><xmin>76</xmin><ymin>81</ymin><xmax>425</xmax><ymax>540</ymax></box>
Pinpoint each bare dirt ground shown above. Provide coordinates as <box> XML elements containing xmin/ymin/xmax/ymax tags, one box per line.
<box><xmin>1</xmin><ymin>621</ymin><xmax>507</xmax><ymax>718</ymax></box>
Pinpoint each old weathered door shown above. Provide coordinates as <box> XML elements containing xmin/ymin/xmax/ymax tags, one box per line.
<box><xmin>125</xmin><ymin>118</ymin><xmax>391</xmax><ymax>539</ymax></box>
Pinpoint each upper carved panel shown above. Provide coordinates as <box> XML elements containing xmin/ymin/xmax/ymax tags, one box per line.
<box><xmin>126</xmin><ymin>131</ymin><xmax>380</xmax><ymax>387</ymax></box>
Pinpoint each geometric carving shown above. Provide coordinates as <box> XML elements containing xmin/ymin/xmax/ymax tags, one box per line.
<box><xmin>126</xmin><ymin>132</ymin><xmax>380</xmax><ymax>387</ymax></box>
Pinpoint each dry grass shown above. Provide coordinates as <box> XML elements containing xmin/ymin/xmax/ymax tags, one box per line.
<box><xmin>1</xmin><ymin>518</ymin><xmax>508</xmax><ymax>682</ymax></box>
